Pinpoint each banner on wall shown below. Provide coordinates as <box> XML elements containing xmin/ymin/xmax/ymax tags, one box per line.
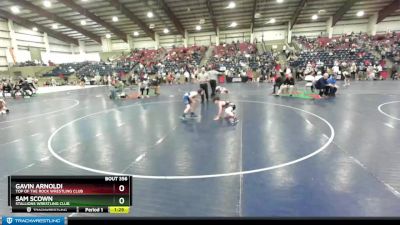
<box><xmin>262</xmin><ymin>31</ymin><xmax>285</xmax><ymax>41</ymax></box>
<box><xmin>9</xmin><ymin>47</ymin><xmax>16</xmax><ymax>64</ymax></box>
<box><xmin>29</xmin><ymin>47</ymin><xmax>42</xmax><ymax>62</ymax></box>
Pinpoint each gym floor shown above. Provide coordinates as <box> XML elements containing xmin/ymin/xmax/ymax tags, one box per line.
<box><xmin>1</xmin><ymin>81</ymin><xmax>400</xmax><ymax>217</ymax></box>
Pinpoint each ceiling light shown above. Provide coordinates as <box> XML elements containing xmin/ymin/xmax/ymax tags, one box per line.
<box><xmin>163</xmin><ymin>28</ymin><xmax>169</xmax><ymax>34</ymax></box>
<box><xmin>80</xmin><ymin>20</ymin><xmax>86</xmax><ymax>25</ymax></box>
<box><xmin>196</xmin><ymin>25</ymin><xmax>201</xmax><ymax>31</ymax></box>
<box><xmin>133</xmin><ymin>31</ymin><xmax>139</xmax><ymax>36</ymax></box>
<box><xmin>269</xmin><ymin>18</ymin><xmax>276</xmax><ymax>24</ymax></box>
<box><xmin>312</xmin><ymin>14</ymin><xmax>318</xmax><ymax>20</ymax></box>
<box><xmin>318</xmin><ymin>9</ymin><xmax>326</xmax><ymax>14</ymax></box>
<box><xmin>112</xmin><ymin>16</ymin><xmax>118</xmax><ymax>22</ymax></box>
<box><xmin>149</xmin><ymin>24</ymin><xmax>155</xmax><ymax>29</ymax></box>
<box><xmin>11</xmin><ymin>6</ymin><xmax>20</xmax><ymax>14</ymax></box>
<box><xmin>32</xmin><ymin>27</ymin><xmax>38</xmax><ymax>32</ymax></box>
<box><xmin>52</xmin><ymin>24</ymin><xmax>58</xmax><ymax>29</ymax></box>
<box><xmin>199</xmin><ymin>19</ymin><xmax>205</xmax><ymax>24</ymax></box>
<box><xmin>147</xmin><ymin>11</ymin><xmax>154</xmax><ymax>18</ymax></box>
<box><xmin>255</xmin><ymin>13</ymin><xmax>261</xmax><ymax>19</ymax></box>
<box><xmin>277</xmin><ymin>0</ymin><xmax>284</xmax><ymax>3</ymax></box>
<box><xmin>229</xmin><ymin>22</ymin><xmax>237</xmax><ymax>27</ymax></box>
<box><xmin>43</xmin><ymin>0</ymin><xmax>52</xmax><ymax>8</ymax></box>
<box><xmin>357</xmin><ymin>11</ymin><xmax>364</xmax><ymax>17</ymax></box>
<box><xmin>106</xmin><ymin>34</ymin><xmax>111</xmax><ymax>39</ymax></box>
<box><xmin>227</xmin><ymin>1</ymin><xmax>236</xmax><ymax>9</ymax></box>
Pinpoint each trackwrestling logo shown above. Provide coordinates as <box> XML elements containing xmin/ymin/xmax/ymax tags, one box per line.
<box><xmin>2</xmin><ymin>217</ymin><xmax>64</xmax><ymax>225</ymax></box>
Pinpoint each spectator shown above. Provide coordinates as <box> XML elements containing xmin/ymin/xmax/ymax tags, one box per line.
<box><xmin>167</xmin><ymin>72</ymin><xmax>174</xmax><ymax>85</ymax></box>
<box><xmin>184</xmin><ymin>70</ymin><xmax>190</xmax><ymax>83</ymax></box>
<box><xmin>272</xmin><ymin>73</ymin><xmax>283</xmax><ymax>95</ymax></box>
<box><xmin>277</xmin><ymin>74</ymin><xmax>295</xmax><ymax>96</ymax></box>
<box><xmin>350</xmin><ymin>62</ymin><xmax>357</xmax><ymax>80</ymax></box>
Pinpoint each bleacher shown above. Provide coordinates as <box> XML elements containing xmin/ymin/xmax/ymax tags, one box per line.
<box><xmin>156</xmin><ymin>45</ymin><xmax>207</xmax><ymax>73</ymax></box>
<box><xmin>77</xmin><ymin>61</ymin><xmax>136</xmax><ymax>77</ymax></box>
<box><xmin>289</xmin><ymin>49</ymin><xmax>375</xmax><ymax>68</ymax></box>
<box><xmin>14</xmin><ymin>60</ymin><xmax>46</xmax><ymax>67</ymax></box>
<box><xmin>42</xmin><ymin>62</ymin><xmax>89</xmax><ymax>77</ymax></box>
<box><xmin>206</xmin><ymin>42</ymin><xmax>260</xmax><ymax>71</ymax></box>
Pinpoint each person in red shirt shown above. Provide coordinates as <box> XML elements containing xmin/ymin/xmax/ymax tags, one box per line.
<box><xmin>275</xmin><ymin>63</ymin><xmax>281</xmax><ymax>73</ymax></box>
<box><xmin>167</xmin><ymin>72</ymin><xmax>174</xmax><ymax>85</ymax></box>
<box><xmin>246</xmin><ymin>69</ymin><xmax>254</xmax><ymax>82</ymax></box>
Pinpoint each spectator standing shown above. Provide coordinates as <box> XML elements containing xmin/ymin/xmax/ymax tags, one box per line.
<box><xmin>184</xmin><ymin>70</ymin><xmax>190</xmax><ymax>83</ymax></box>
<box><xmin>350</xmin><ymin>62</ymin><xmax>357</xmax><ymax>80</ymax></box>
<box><xmin>272</xmin><ymin>73</ymin><xmax>283</xmax><ymax>95</ymax></box>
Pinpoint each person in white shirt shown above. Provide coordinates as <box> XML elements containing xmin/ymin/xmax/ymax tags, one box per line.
<box><xmin>343</xmin><ymin>70</ymin><xmax>350</xmax><ymax>86</ymax></box>
<box><xmin>107</xmin><ymin>75</ymin><xmax>112</xmax><ymax>86</ymax></box>
<box><xmin>0</xmin><ymin>98</ymin><xmax>9</xmax><ymax>114</ymax></box>
<box><xmin>139</xmin><ymin>76</ymin><xmax>150</xmax><ymax>98</ymax></box>
<box><xmin>197</xmin><ymin>67</ymin><xmax>209</xmax><ymax>103</ymax></box>
<box><xmin>208</xmin><ymin>69</ymin><xmax>219</xmax><ymax>97</ymax></box>
<box><xmin>184</xmin><ymin>70</ymin><xmax>190</xmax><ymax>83</ymax></box>
<box><xmin>285</xmin><ymin>67</ymin><xmax>291</xmax><ymax>75</ymax></box>
<box><xmin>213</xmin><ymin>96</ymin><xmax>238</xmax><ymax>125</ymax></box>
<box><xmin>304</xmin><ymin>74</ymin><xmax>315</xmax><ymax>93</ymax></box>
<box><xmin>367</xmin><ymin>65</ymin><xmax>375</xmax><ymax>80</ymax></box>
<box><xmin>377</xmin><ymin>64</ymin><xmax>383</xmax><ymax>78</ymax></box>
<box><xmin>175</xmin><ymin>71</ymin><xmax>181</xmax><ymax>84</ymax></box>
<box><xmin>332</xmin><ymin>65</ymin><xmax>340</xmax><ymax>74</ymax></box>
<box><xmin>27</xmin><ymin>76</ymin><xmax>33</xmax><ymax>84</ymax></box>
<box><xmin>350</xmin><ymin>62</ymin><xmax>357</xmax><ymax>80</ymax></box>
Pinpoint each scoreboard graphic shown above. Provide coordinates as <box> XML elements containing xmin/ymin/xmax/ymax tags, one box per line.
<box><xmin>8</xmin><ymin>176</ymin><xmax>132</xmax><ymax>214</ymax></box>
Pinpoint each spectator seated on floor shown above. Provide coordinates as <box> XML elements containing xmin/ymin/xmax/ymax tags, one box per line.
<box><xmin>1</xmin><ymin>79</ymin><xmax>13</xmax><ymax>97</ymax></box>
<box><xmin>277</xmin><ymin>74</ymin><xmax>295</xmax><ymax>96</ymax></box>
<box><xmin>109</xmin><ymin>79</ymin><xmax>126</xmax><ymax>99</ymax></box>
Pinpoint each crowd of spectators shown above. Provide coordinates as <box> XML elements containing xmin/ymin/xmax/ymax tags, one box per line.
<box><xmin>290</xmin><ymin>32</ymin><xmax>400</xmax><ymax>81</ymax></box>
<box><xmin>1</xmin><ymin>76</ymin><xmax>38</xmax><ymax>98</ymax></box>
<box><xmin>43</xmin><ymin>62</ymin><xmax>90</xmax><ymax>77</ymax></box>
<box><xmin>13</xmin><ymin>60</ymin><xmax>46</xmax><ymax>67</ymax></box>
<box><xmin>205</xmin><ymin>41</ymin><xmax>278</xmax><ymax>82</ymax></box>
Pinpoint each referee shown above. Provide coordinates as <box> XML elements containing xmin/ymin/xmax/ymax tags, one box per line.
<box><xmin>208</xmin><ymin>69</ymin><xmax>218</xmax><ymax>97</ymax></box>
<box><xmin>197</xmin><ymin>67</ymin><xmax>209</xmax><ymax>103</ymax></box>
